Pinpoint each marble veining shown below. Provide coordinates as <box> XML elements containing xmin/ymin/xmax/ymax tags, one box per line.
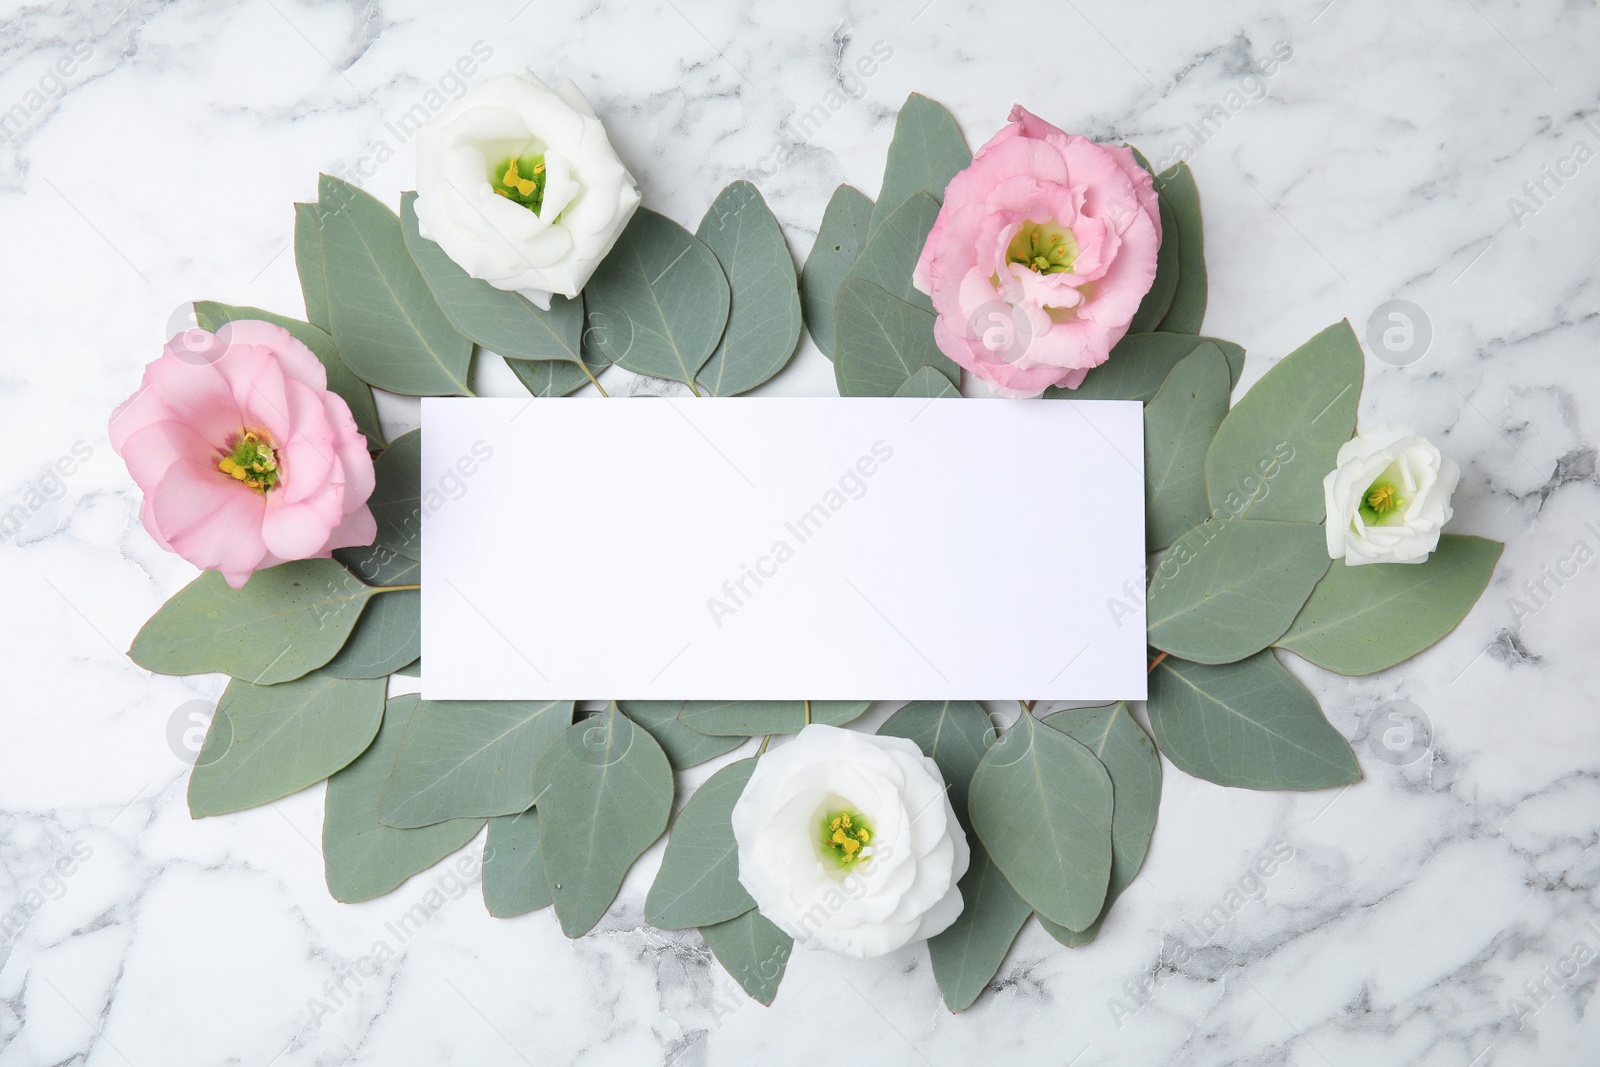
<box><xmin>1</xmin><ymin>0</ymin><xmax>1598</xmax><ymax>1063</ymax></box>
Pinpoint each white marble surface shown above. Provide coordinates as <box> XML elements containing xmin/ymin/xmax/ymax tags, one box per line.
<box><xmin>2</xmin><ymin>0</ymin><xmax>1598</xmax><ymax>1063</ymax></box>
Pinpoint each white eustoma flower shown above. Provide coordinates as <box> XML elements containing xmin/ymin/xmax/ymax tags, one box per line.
<box><xmin>1323</xmin><ymin>423</ymin><xmax>1460</xmax><ymax>565</ymax></box>
<box><xmin>413</xmin><ymin>71</ymin><xmax>641</xmax><ymax>308</ymax></box>
<box><xmin>730</xmin><ymin>724</ymin><xmax>969</xmax><ymax>959</ymax></box>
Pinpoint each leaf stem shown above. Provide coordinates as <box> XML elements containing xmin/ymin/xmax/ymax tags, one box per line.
<box><xmin>578</xmin><ymin>360</ymin><xmax>610</xmax><ymax>397</ymax></box>
<box><xmin>374</xmin><ymin>583</ymin><xmax>421</xmax><ymax>593</ymax></box>
<box><xmin>756</xmin><ymin>734</ymin><xmax>771</xmax><ymax>756</ymax></box>
<box><xmin>1148</xmin><ymin>650</ymin><xmax>1169</xmax><ymax>673</ymax></box>
<box><xmin>803</xmin><ymin>700</ymin><xmax>811</xmax><ymax>726</ymax></box>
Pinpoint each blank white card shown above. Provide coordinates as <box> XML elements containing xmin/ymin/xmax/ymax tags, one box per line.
<box><xmin>420</xmin><ymin>397</ymin><xmax>1147</xmax><ymax>702</ymax></box>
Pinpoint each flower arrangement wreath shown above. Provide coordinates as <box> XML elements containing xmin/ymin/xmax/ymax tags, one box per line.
<box><xmin>113</xmin><ymin>74</ymin><xmax>1502</xmax><ymax>1011</ymax></box>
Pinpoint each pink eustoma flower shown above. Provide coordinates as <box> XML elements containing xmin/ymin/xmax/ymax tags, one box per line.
<box><xmin>913</xmin><ymin>105</ymin><xmax>1163</xmax><ymax>398</ymax></box>
<box><xmin>110</xmin><ymin>320</ymin><xmax>377</xmax><ymax>588</ymax></box>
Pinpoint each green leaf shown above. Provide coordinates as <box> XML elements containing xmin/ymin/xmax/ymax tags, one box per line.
<box><xmin>800</xmin><ymin>184</ymin><xmax>874</xmax><ymax>360</ymax></box>
<box><xmin>872</xmin><ymin>92</ymin><xmax>969</xmax><ymax>231</ymax></box>
<box><xmin>129</xmin><ymin>559</ymin><xmax>378</xmax><ymax>684</ymax></box>
<box><xmin>1045</xmin><ymin>332</ymin><xmax>1243</xmax><ymax>404</ymax></box>
<box><xmin>369</xmin><ymin>429</ymin><xmax>422</xmax><ymax>561</ymax></box>
<box><xmin>1147</xmin><ymin>652</ymin><xmax>1361</xmax><ymax>790</ymax></box>
<box><xmin>967</xmin><ymin>713</ymin><xmax>1113</xmax><ymax>931</ymax></box>
<box><xmin>323</xmin><ymin>695</ymin><xmax>484</xmax><ymax>903</ymax></box>
<box><xmin>316</xmin><ymin>175</ymin><xmax>473</xmax><ymax>395</ymax></box>
<box><xmin>694</xmin><ymin>181</ymin><xmax>802</xmax><ymax>395</ymax></box>
<box><xmin>294</xmin><ymin>201</ymin><xmax>333</xmax><ymax>333</ymax></box>
<box><xmin>395</xmin><ymin>658</ymin><xmax>421</xmax><ymax>677</ymax></box>
<box><xmin>378</xmin><ymin>699</ymin><xmax>573</xmax><ymax>828</ymax></box>
<box><xmin>843</xmin><ymin>191</ymin><xmax>939</xmax><ymax>312</ymax></box>
<box><xmin>1126</xmin><ymin>167</ymin><xmax>1180</xmax><ymax>334</ymax></box>
<box><xmin>192</xmin><ymin>300</ymin><xmax>384</xmax><ymax>448</ymax></box>
<box><xmin>333</xmin><ymin>544</ymin><xmax>420</xmax><ymax>587</ymax></box>
<box><xmin>1147</xmin><ymin>519</ymin><xmax>1331</xmax><ymax>664</ymax></box>
<box><xmin>645</xmin><ymin>758</ymin><xmax>757</xmax><ymax>929</ymax></box>
<box><xmin>700</xmin><ymin>908</ymin><xmax>793</xmax><ymax>1006</ymax></box>
<box><xmin>506</xmin><ymin>351</ymin><xmax>608</xmax><ymax>397</ymax></box>
<box><xmin>895</xmin><ymin>365</ymin><xmax>960</xmax><ymax>398</ymax></box>
<box><xmin>1038</xmin><ymin>703</ymin><xmax>1161</xmax><ymax>946</ymax></box>
<box><xmin>533</xmin><ymin>705</ymin><xmax>674</xmax><ymax>936</ymax></box>
<box><xmin>1144</xmin><ymin>342</ymin><xmax>1232</xmax><ymax>550</ymax></box>
<box><xmin>877</xmin><ymin>700</ymin><xmax>994</xmax><ymax>820</ymax></box>
<box><xmin>320</xmin><ymin>589</ymin><xmax>419</xmax><ymax>679</ymax></box>
<box><xmin>483</xmin><ymin>807</ymin><xmax>552</xmax><ymax>918</ymax></box>
<box><xmin>676</xmin><ymin>700</ymin><xmax>871</xmax><ymax>737</ymax></box>
<box><xmin>1153</xmin><ymin>163</ymin><xmax>1206</xmax><ymax>334</ymax></box>
<box><xmin>926</xmin><ymin>841</ymin><xmax>1031</xmax><ymax>1012</ymax></box>
<box><xmin>1276</xmin><ymin>535</ymin><xmax>1503</xmax><ymax>674</ymax></box>
<box><xmin>399</xmin><ymin>190</ymin><xmax>585</xmax><ymax>363</ymax></box>
<box><xmin>585</xmin><ymin>207</ymin><xmax>730</xmax><ymax>389</ymax></box>
<box><xmin>614</xmin><ymin>700</ymin><xmax>745</xmax><ymax>768</ymax></box>
<box><xmin>188</xmin><ymin>671</ymin><xmax>385</xmax><ymax>817</ymax></box>
<box><xmin>1205</xmin><ymin>320</ymin><xmax>1363</xmax><ymax>522</ymax></box>
<box><xmin>833</xmin><ymin>280</ymin><xmax>957</xmax><ymax>397</ymax></box>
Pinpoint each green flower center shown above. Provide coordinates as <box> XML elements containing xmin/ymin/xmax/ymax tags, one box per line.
<box><xmin>217</xmin><ymin>430</ymin><xmax>280</xmax><ymax>493</ymax></box>
<box><xmin>491</xmin><ymin>153</ymin><xmax>548</xmax><ymax>214</ymax></box>
<box><xmin>1360</xmin><ymin>479</ymin><xmax>1406</xmax><ymax>525</ymax></box>
<box><xmin>1007</xmin><ymin>221</ymin><xmax>1078</xmax><ymax>275</ymax></box>
<box><xmin>819</xmin><ymin>808</ymin><xmax>874</xmax><ymax>868</ymax></box>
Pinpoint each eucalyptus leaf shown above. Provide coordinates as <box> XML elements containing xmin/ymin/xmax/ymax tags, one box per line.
<box><xmin>192</xmin><ymin>300</ymin><xmax>384</xmax><ymax>447</ymax></box>
<box><xmin>321</xmin><ymin>589</ymin><xmax>420</xmax><ymax>680</ymax></box>
<box><xmin>369</xmin><ymin>429</ymin><xmax>422</xmax><ymax>561</ymax></box>
<box><xmin>843</xmin><ymin>191</ymin><xmax>939</xmax><ymax>312</ymax></box>
<box><xmin>506</xmin><ymin>352</ymin><xmax>609</xmax><ymax>397</ymax></box>
<box><xmin>800</xmin><ymin>184</ymin><xmax>874</xmax><ymax>359</ymax></box>
<box><xmin>694</xmin><ymin>181</ymin><xmax>802</xmax><ymax>395</ymax></box>
<box><xmin>585</xmin><ymin>207</ymin><xmax>730</xmax><ymax>389</ymax></box>
<box><xmin>1153</xmin><ymin>163</ymin><xmax>1206</xmax><ymax>334</ymax></box>
<box><xmin>967</xmin><ymin>713</ymin><xmax>1113</xmax><ymax>931</ymax></box>
<box><xmin>1147</xmin><ymin>652</ymin><xmax>1361</xmax><ymax>790</ymax></box>
<box><xmin>1045</xmin><ymin>333</ymin><xmax>1243</xmax><ymax>404</ymax></box>
<box><xmin>1038</xmin><ymin>703</ymin><xmax>1161</xmax><ymax>946</ymax></box>
<box><xmin>129</xmin><ymin>559</ymin><xmax>377</xmax><ymax>685</ymax></box>
<box><xmin>878</xmin><ymin>700</ymin><xmax>994</xmax><ymax>820</ymax></box>
<box><xmin>872</xmin><ymin>92</ymin><xmax>969</xmax><ymax>231</ymax></box>
<box><xmin>701</xmin><ymin>908</ymin><xmax>793</xmax><ymax>1006</ymax></box>
<box><xmin>1205</xmin><ymin>320</ymin><xmax>1362</xmax><ymax>522</ymax></box>
<box><xmin>294</xmin><ymin>201</ymin><xmax>333</xmax><ymax>333</ymax></box>
<box><xmin>927</xmin><ymin>841</ymin><xmax>1031</xmax><ymax>1012</ymax></box>
<box><xmin>399</xmin><ymin>191</ymin><xmax>585</xmax><ymax>363</ymax></box>
<box><xmin>379</xmin><ymin>699</ymin><xmax>573</xmax><ymax>828</ymax></box>
<box><xmin>1144</xmin><ymin>343</ymin><xmax>1232</xmax><ymax>550</ymax></box>
<box><xmin>483</xmin><ymin>807</ymin><xmax>552</xmax><ymax>918</ymax></box>
<box><xmin>333</xmin><ymin>544</ymin><xmax>420</xmax><ymax>587</ymax></box>
<box><xmin>676</xmin><ymin>700</ymin><xmax>871</xmax><ymax>737</ymax></box>
<box><xmin>1276</xmin><ymin>535</ymin><xmax>1503</xmax><ymax>674</ymax></box>
<box><xmin>1126</xmin><ymin>165</ymin><xmax>1180</xmax><ymax>334</ymax></box>
<box><xmin>323</xmin><ymin>695</ymin><xmax>484</xmax><ymax>903</ymax></box>
<box><xmin>895</xmin><ymin>366</ymin><xmax>960</xmax><ymax>398</ymax></box>
<box><xmin>645</xmin><ymin>758</ymin><xmax>757</xmax><ymax>929</ymax></box>
<box><xmin>396</xmin><ymin>658</ymin><xmax>421</xmax><ymax>677</ymax></box>
<box><xmin>533</xmin><ymin>705</ymin><xmax>674</xmax><ymax>936</ymax></box>
<box><xmin>1147</xmin><ymin>519</ymin><xmax>1330</xmax><ymax>664</ymax></box>
<box><xmin>833</xmin><ymin>280</ymin><xmax>957</xmax><ymax>397</ymax></box>
<box><xmin>188</xmin><ymin>671</ymin><xmax>385</xmax><ymax>817</ymax></box>
<box><xmin>615</xmin><ymin>700</ymin><xmax>745</xmax><ymax>768</ymax></box>
<box><xmin>316</xmin><ymin>175</ymin><xmax>473</xmax><ymax>395</ymax></box>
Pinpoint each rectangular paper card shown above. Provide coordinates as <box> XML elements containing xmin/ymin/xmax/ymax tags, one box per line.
<box><xmin>420</xmin><ymin>397</ymin><xmax>1147</xmax><ymax>702</ymax></box>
